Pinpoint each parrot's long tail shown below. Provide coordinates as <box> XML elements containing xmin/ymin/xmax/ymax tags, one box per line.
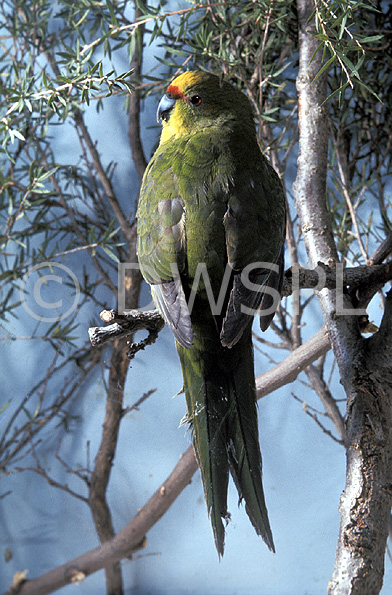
<box><xmin>177</xmin><ymin>327</ymin><xmax>274</xmax><ymax>556</ymax></box>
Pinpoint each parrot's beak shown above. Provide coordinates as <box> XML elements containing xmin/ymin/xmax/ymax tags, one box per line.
<box><xmin>157</xmin><ymin>93</ymin><xmax>176</xmax><ymax>123</ymax></box>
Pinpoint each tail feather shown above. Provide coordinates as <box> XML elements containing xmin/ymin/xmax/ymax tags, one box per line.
<box><xmin>177</xmin><ymin>326</ymin><xmax>273</xmax><ymax>556</ymax></box>
<box><xmin>227</xmin><ymin>366</ymin><xmax>275</xmax><ymax>551</ymax></box>
<box><xmin>178</xmin><ymin>347</ymin><xmax>230</xmax><ymax>556</ymax></box>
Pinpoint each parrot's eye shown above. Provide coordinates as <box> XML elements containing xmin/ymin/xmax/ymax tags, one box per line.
<box><xmin>188</xmin><ymin>94</ymin><xmax>202</xmax><ymax>106</ymax></box>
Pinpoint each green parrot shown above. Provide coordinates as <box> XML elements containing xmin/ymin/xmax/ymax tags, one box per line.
<box><xmin>136</xmin><ymin>71</ymin><xmax>286</xmax><ymax>556</ymax></box>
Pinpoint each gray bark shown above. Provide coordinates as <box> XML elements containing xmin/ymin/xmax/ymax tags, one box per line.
<box><xmin>295</xmin><ymin>1</ymin><xmax>392</xmax><ymax>593</ymax></box>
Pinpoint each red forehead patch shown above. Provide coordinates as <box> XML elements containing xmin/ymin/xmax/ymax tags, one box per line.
<box><xmin>166</xmin><ymin>84</ymin><xmax>184</xmax><ymax>100</ymax></box>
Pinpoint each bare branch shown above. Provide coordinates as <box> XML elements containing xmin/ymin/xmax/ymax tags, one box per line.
<box><xmin>281</xmin><ymin>262</ymin><xmax>392</xmax><ymax>298</ymax></box>
<box><xmin>73</xmin><ymin>112</ymin><xmax>133</xmax><ymax>246</ymax></box>
<box><xmin>88</xmin><ymin>262</ymin><xmax>392</xmax><ymax>353</ymax></box>
<box><xmin>88</xmin><ymin>339</ymin><xmax>127</xmax><ymax>594</ymax></box>
<box><xmin>295</xmin><ymin>2</ymin><xmax>392</xmax><ymax>592</ymax></box>
<box><xmin>256</xmin><ymin>326</ymin><xmax>330</xmax><ymax>397</ymax></box>
<box><xmin>4</xmin><ymin>325</ymin><xmax>336</xmax><ymax>595</ymax></box>
<box><xmin>369</xmin><ymin>232</ymin><xmax>392</xmax><ymax>266</ymax></box>
<box><xmin>292</xmin><ymin>392</ymin><xmax>344</xmax><ymax>445</ymax></box>
<box><xmin>304</xmin><ymin>364</ymin><xmax>345</xmax><ymax>443</ymax></box>
<box><xmin>4</xmin><ymin>447</ymin><xmax>197</xmax><ymax>595</ymax></box>
<box><xmin>128</xmin><ymin>3</ymin><xmax>147</xmax><ymax>182</ymax></box>
<box><xmin>88</xmin><ymin>309</ymin><xmax>164</xmax><ymax>349</ymax></box>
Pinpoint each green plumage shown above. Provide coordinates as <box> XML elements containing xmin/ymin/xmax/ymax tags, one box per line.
<box><xmin>136</xmin><ymin>71</ymin><xmax>285</xmax><ymax>555</ymax></box>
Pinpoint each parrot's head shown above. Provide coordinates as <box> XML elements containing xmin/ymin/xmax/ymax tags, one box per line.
<box><xmin>157</xmin><ymin>71</ymin><xmax>255</xmax><ymax>143</ymax></box>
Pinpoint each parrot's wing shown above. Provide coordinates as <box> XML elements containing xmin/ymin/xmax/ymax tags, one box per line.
<box><xmin>220</xmin><ymin>256</ymin><xmax>284</xmax><ymax>347</ymax></box>
<box><xmin>258</xmin><ymin>245</ymin><xmax>285</xmax><ymax>331</ymax></box>
<box><xmin>137</xmin><ymin>154</ymin><xmax>194</xmax><ymax>349</ymax></box>
<box><xmin>221</xmin><ymin>158</ymin><xmax>286</xmax><ymax>348</ymax></box>
<box><xmin>151</xmin><ymin>281</ymin><xmax>194</xmax><ymax>349</ymax></box>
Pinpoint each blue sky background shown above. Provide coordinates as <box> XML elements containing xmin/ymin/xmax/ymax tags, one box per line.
<box><xmin>1</xmin><ymin>18</ymin><xmax>391</xmax><ymax>595</ymax></box>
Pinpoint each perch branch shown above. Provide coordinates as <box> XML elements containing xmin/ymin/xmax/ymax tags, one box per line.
<box><xmin>88</xmin><ymin>262</ymin><xmax>392</xmax><ymax>351</ymax></box>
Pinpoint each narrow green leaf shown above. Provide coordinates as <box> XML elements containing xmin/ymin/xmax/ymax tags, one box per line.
<box><xmin>313</xmin><ymin>55</ymin><xmax>336</xmax><ymax>82</ymax></box>
<box><xmin>36</xmin><ymin>167</ymin><xmax>59</xmax><ymax>183</ymax></box>
<box><xmin>355</xmin><ymin>78</ymin><xmax>383</xmax><ymax>103</ymax></box>
<box><xmin>11</xmin><ymin>129</ymin><xmax>25</xmax><ymax>141</ymax></box>
<box><xmin>101</xmin><ymin>245</ymin><xmax>119</xmax><ymax>262</ymax></box>
<box><xmin>106</xmin><ymin>0</ymin><xmax>119</xmax><ymax>27</ymax></box>
<box><xmin>359</xmin><ymin>34</ymin><xmax>384</xmax><ymax>44</ymax></box>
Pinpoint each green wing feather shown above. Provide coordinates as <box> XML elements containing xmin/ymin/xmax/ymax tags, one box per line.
<box><xmin>137</xmin><ymin>145</ymin><xmax>194</xmax><ymax>348</ymax></box>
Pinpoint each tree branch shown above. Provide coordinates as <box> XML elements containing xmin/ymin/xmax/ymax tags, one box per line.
<box><xmin>88</xmin><ymin>309</ymin><xmax>164</xmax><ymax>353</ymax></box>
<box><xmin>128</xmin><ymin>3</ymin><xmax>147</xmax><ymax>182</ymax></box>
<box><xmin>75</xmin><ymin>7</ymin><xmax>148</xmax><ymax>592</ymax></box>
<box><xmin>256</xmin><ymin>326</ymin><xmax>330</xmax><ymax>397</ymax></box>
<box><xmin>4</xmin><ymin>447</ymin><xmax>197</xmax><ymax>595</ymax></box>
<box><xmin>5</xmin><ymin>325</ymin><xmax>337</xmax><ymax>595</ymax></box>
<box><xmin>294</xmin><ymin>2</ymin><xmax>392</xmax><ymax>592</ymax></box>
<box><xmin>88</xmin><ymin>262</ymin><xmax>392</xmax><ymax>350</ymax></box>
<box><xmin>88</xmin><ymin>339</ymin><xmax>128</xmax><ymax>595</ymax></box>
<box><xmin>73</xmin><ymin>111</ymin><xmax>133</xmax><ymax>246</ymax></box>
